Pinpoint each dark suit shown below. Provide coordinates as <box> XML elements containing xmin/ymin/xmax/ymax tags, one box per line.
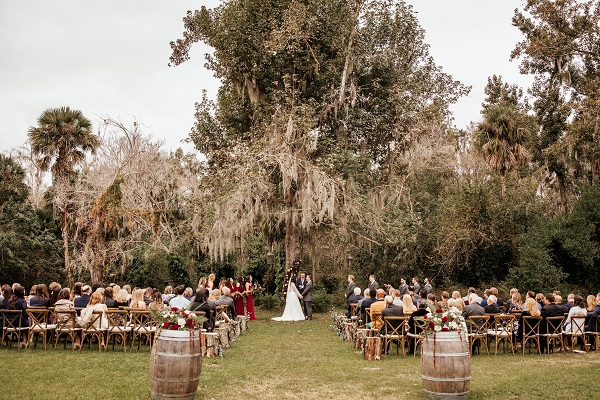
<box><xmin>586</xmin><ymin>304</ymin><xmax>600</xmax><ymax>331</ymax></box>
<box><xmin>368</xmin><ymin>280</ymin><xmax>379</xmax><ymax>291</ymax></box>
<box><xmin>296</xmin><ymin>277</ymin><xmax>307</xmax><ymax>293</ymax></box>
<box><xmin>381</xmin><ymin>304</ymin><xmax>404</xmax><ymax>318</ymax></box>
<box><xmin>398</xmin><ymin>283</ymin><xmax>409</xmax><ymax>297</ymax></box>
<box><xmin>540</xmin><ymin>303</ymin><xmax>565</xmax><ymax>351</ymax></box>
<box><xmin>462</xmin><ymin>302</ymin><xmax>485</xmax><ymax>320</ymax></box>
<box><xmin>345</xmin><ymin>281</ymin><xmax>356</xmax><ymax>302</ymax></box>
<box><xmin>301</xmin><ymin>280</ymin><xmax>313</xmax><ymax>319</ymax></box>
<box><xmin>412</xmin><ymin>283</ymin><xmax>421</xmax><ymax>297</ymax></box>
<box><xmin>74</xmin><ymin>294</ymin><xmax>91</xmax><ymax>308</ymax></box>
<box><xmin>218</xmin><ymin>295</ymin><xmax>236</xmax><ymax>319</ymax></box>
<box><xmin>483</xmin><ymin>304</ymin><xmax>500</xmax><ymax>314</ymax></box>
<box><xmin>360</xmin><ymin>297</ymin><xmax>376</xmax><ymax>324</ymax></box>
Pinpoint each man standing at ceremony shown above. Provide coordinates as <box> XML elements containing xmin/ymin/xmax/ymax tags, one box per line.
<box><xmin>398</xmin><ymin>278</ymin><xmax>409</xmax><ymax>297</ymax></box>
<box><xmin>296</xmin><ymin>272</ymin><xmax>306</xmax><ymax>294</ymax></box>
<box><xmin>368</xmin><ymin>274</ymin><xmax>379</xmax><ymax>291</ymax></box>
<box><xmin>345</xmin><ymin>275</ymin><xmax>356</xmax><ymax>303</ymax></box>
<box><xmin>424</xmin><ymin>277</ymin><xmax>432</xmax><ymax>294</ymax></box>
<box><xmin>300</xmin><ymin>274</ymin><xmax>313</xmax><ymax>320</ymax></box>
<box><xmin>411</xmin><ymin>277</ymin><xmax>420</xmax><ymax>298</ymax></box>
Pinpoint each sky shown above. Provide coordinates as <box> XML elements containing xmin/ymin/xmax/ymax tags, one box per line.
<box><xmin>0</xmin><ymin>0</ymin><xmax>532</xmax><ymax>154</ymax></box>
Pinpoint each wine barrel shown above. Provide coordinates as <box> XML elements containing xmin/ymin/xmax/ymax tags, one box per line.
<box><xmin>421</xmin><ymin>331</ymin><xmax>470</xmax><ymax>399</ymax></box>
<box><xmin>150</xmin><ymin>329</ymin><xmax>202</xmax><ymax>400</ymax></box>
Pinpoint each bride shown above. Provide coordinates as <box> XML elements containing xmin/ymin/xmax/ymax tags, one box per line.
<box><xmin>272</xmin><ymin>277</ymin><xmax>305</xmax><ymax>321</ymax></box>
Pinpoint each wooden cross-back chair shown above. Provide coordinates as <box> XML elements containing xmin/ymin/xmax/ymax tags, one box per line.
<box><xmin>106</xmin><ymin>309</ymin><xmax>131</xmax><ymax>352</ymax></box>
<box><xmin>0</xmin><ymin>310</ymin><xmax>28</xmax><ymax>350</ymax></box>
<box><xmin>54</xmin><ymin>310</ymin><xmax>82</xmax><ymax>351</ymax></box>
<box><xmin>129</xmin><ymin>310</ymin><xmax>157</xmax><ymax>351</ymax></box>
<box><xmin>26</xmin><ymin>307</ymin><xmax>55</xmax><ymax>350</ymax></box>
<box><xmin>381</xmin><ymin>316</ymin><xmax>407</xmax><ymax>356</ymax></box>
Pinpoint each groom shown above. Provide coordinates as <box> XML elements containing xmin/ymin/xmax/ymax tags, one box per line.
<box><xmin>299</xmin><ymin>274</ymin><xmax>313</xmax><ymax>320</ymax></box>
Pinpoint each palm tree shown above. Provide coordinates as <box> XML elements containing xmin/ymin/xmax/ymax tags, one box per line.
<box><xmin>475</xmin><ymin>105</ymin><xmax>531</xmax><ymax>195</ymax></box>
<box><xmin>28</xmin><ymin>106</ymin><xmax>100</xmax><ymax>285</ymax></box>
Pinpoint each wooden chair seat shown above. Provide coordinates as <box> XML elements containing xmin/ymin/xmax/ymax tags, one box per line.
<box><xmin>0</xmin><ymin>310</ymin><xmax>28</xmax><ymax>350</ymax></box>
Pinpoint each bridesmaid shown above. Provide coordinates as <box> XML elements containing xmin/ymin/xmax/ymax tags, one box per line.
<box><xmin>233</xmin><ymin>276</ymin><xmax>245</xmax><ymax>317</ymax></box>
<box><xmin>207</xmin><ymin>273</ymin><xmax>216</xmax><ymax>290</ymax></box>
<box><xmin>245</xmin><ymin>275</ymin><xmax>257</xmax><ymax>320</ymax></box>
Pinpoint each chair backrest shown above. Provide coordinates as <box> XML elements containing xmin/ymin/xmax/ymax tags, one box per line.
<box><xmin>522</xmin><ymin>316</ymin><xmax>542</xmax><ymax>336</ymax></box>
<box><xmin>54</xmin><ymin>310</ymin><xmax>80</xmax><ymax>330</ymax></box>
<box><xmin>364</xmin><ymin>308</ymin><xmax>371</xmax><ymax>324</ymax></box>
<box><xmin>350</xmin><ymin>303</ymin><xmax>359</xmax><ymax>317</ymax></box>
<box><xmin>85</xmin><ymin>310</ymin><xmax>105</xmax><ymax>331</ymax></box>
<box><xmin>130</xmin><ymin>310</ymin><xmax>155</xmax><ymax>331</ymax></box>
<box><xmin>492</xmin><ymin>314</ymin><xmax>516</xmax><ymax>333</ymax></box>
<box><xmin>27</xmin><ymin>308</ymin><xmax>50</xmax><ymax>330</ymax></box>
<box><xmin>106</xmin><ymin>309</ymin><xmax>129</xmax><ymax>329</ymax></box>
<box><xmin>468</xmin><ymin>315</ymin><xmax>490</xmax><ymax>335</ymax></box>
<box><xmin>0</xmin><ymin>310</ymin><xmax>24</xmax><ymax>330</ymax></box>
<box><xmin>382</xmin><ymin>316</ymin><xmax>406</xmax><ymax>336</ymax></box>
<box><xmin>545</xmin><ymin>316</ymin><xmax>564</xmax><ymax>335</ymax></box>
<box><xmin>411</xmin><ymin>316</ymin><xmax>428</xmax><ymax>335</ymax></box>
<box><xmin>568</xmin><ymin>316</ymin><xmax>586</xmax><ymax>336</ymax></box>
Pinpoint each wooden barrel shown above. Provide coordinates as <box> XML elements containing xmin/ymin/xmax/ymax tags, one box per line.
<box><xmin>421</xmin><ymin>331</ymin><xmax>470</xmax><ymax>399</ymax></box>
<box><xmin>150</xmin><ymin>329</ymin><xmax>202</xmax><ymax>400</ymax></box>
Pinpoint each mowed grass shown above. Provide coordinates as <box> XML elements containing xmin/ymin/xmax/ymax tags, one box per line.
<box><xmin>2</xmin><ymin>308</ymin><xmax>600</xmax><ymax>399</ymax></box>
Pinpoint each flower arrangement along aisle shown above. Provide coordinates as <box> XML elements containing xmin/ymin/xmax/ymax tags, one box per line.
<box><xmin>423</xmin><ymin>305</ymin><xmax>467</xmax><ymax>335</ymax></box>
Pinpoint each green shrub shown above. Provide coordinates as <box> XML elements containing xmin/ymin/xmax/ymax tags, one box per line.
<box><xmin>311</xmin><ymin>289</ymin><xmax>333</xmax><ymax>313</ymax></box>
<box><xmin>257</xmin><ymin>292</ymin><xmax>280</xmax><ymax>311</ymax></box>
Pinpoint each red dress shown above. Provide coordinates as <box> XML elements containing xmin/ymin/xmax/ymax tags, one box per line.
<box><xmin>233</xmin><ymin>284</ymin><xmax>245</xmax><ymax>317</ymax></box>
<box><xmin>245</xmin><ymin>283</ymin><xmax>257</xmax><ymax>320</ymax></box>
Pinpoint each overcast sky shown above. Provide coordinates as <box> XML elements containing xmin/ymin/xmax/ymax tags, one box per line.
<box><xmin>0</xmin><ymin>0</ymin><xmax>532</xmax><ymax>154</ymax></box>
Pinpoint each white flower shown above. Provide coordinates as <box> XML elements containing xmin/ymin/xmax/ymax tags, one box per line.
<box><xmin>434</xmin><ymin>325</ymin><xmax>442</xmax><ymax>332</ymax></box>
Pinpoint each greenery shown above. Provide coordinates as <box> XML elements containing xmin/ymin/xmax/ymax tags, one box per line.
<box><xmin>3</xmin><ymin>309</ymin><xmax>600</xmax><ymax>399</ymax></box>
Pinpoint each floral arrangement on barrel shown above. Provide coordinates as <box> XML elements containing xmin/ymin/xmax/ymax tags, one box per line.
<box><xmin>423</xmin><ymin>304</ymin><xmax>467</xmax><ymax>335</ymax></box>
<box><xmin>149</xmin><ymin>307</ymin><xmax>207</xmax><ymax>331</ymax></box>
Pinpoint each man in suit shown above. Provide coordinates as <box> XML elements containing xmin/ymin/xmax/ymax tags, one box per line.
<box><xmin>296</xmin><ymin>273</ymin><xmax>306</xmax><ymax>294</ymax></box>
<box><xmin>345</xmin><ymin>275</ymin><xmax>356</xmax><ymax>303</ymax></box>
<box><xmin>398</xmin><ymin>278</ymin><xmax>409</xmax><ymax>297</ymax></box>
<box><xmin>74</xmin><ymin>285</ymin><xmax>92</xmax><ymax>308</ymax></box>
<box><xmin>368</xmin><ymin>275</ymin><xmax>379</xmax><ymax>291</ymax></box>
<box><xmin>423</xmin><ymin>277</ymin><xmax>432</xmax><ymax>294</ymax></box>
<box><xmin>299</xmin><ymin>274</ymin><xmax>313</xmax><ymax>320</ymax></box>
<box><xmin>381</xmin><ymin>295</ymin><xmax>404</xmax><ymax>318</ymax></box>
<box><xmin>346</xmin><ymin>287</ymin><xmax>363</xmax><ymax>317</ymax></box>
<box><xmin>360</xmin><ymin>288</ymin><xmax>377</xmax><ymax>325</ymax></box>
<box><xmin>411</xmin><ymin>277</ymin><xmax>421</xmax><ymax>299</ymax></box>
<box><xmin>540</xmin><ymin>293</ymin><xmax>566</xmax><ymax>352</ymax></box>
<box><xmin>218</xmin><ymin>286</ymin><xmax>237</xmax><ymax>319</ymax></box>
<box><xmin>483</xmin><ymin>295</ymin><xmax>500</xmax><ymax>314</ymax></box>
<box><xmin>462</xmin><ymin>293</ymin><xmax>485</xmax><ymax>320</ymax></box>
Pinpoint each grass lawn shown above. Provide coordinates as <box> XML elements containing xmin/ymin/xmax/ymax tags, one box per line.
<box><xmin>2</xmin><ymin>308</ymin><xmax>599</xmax><ymax>399</ymax></box>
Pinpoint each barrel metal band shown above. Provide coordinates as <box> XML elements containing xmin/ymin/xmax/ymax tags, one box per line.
<box><xmin>150</xmin><ymin>376</ymin><xmax>200</xmax><ymax>384</ymax></box>
<box><xmin>423</xmin><ymin>389</ymin><xmax>469</xmax><ymax>397</ymax></box>
<box><xmin>422</xmin><ymin>351</ymin><xmax>470</xmax><ymax>357</ymax></box>
<box><xmin>153</xmin><ymin>351</ymin><xmax>202</xmax><ymax>357</ymax></box>
<box><xmin>422</xmin><ymin>375</ymin><xmax>471</xmax><ymax>382</ymax></box>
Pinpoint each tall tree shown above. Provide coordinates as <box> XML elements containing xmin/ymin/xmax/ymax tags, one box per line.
<box><xmin>28</xmin><ymin>106</ymin><xmax>100</xmax><ymax>285</ymax></box>
<box><xmin>512</xmin><ymin>0</ymin><xmax>600</xmax><ymax>210</ymax></box>
<box><xmin>170</xmin><ymin>0</ymin><xmax>468</xmax><ymax>271</ymax></box>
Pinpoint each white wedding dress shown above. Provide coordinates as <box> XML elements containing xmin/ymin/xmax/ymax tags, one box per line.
<box><xmin>271</xmin><ymin>280</ymin><xmax>305</xmax><ymax>321</ymax></box>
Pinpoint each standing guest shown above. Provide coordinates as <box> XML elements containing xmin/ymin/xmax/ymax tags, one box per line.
<box><xmin>411</xmin><ymin>277</ymin><xmax>421</xmax><ymax>299</ymax></box>
<box><xmin>54</xmin><ymin>288</ymin><xmax>82</xmax><ymax>349</ymax></box>
<box><xmin>226</xmin><ymin>278</ymin><xmax>235</xmax><ymax>293</ymax></box>
<box><xmin>218</xmin><ymin>277</ymin><xmax>228</xmax><ymax>293</ymax></box>
<box><xmin>169</xmin><ymin>285</ymin><xmax>190</xmax><ymax>310</ymax></box>
<box><xmin>162</xmin><ymin>286</ymin><xmax>175</xmax><ymax>305</ymax></box>
<box><xmin>233</xmin><ymin>277</ymin><xmax>246</xmax><ymax>317</ymax></box>
<box><xmin>207</xmin><ymin>273</ymin><xmax>216</xmax><ymax>290</ymax></box>
<box><xmin>115</xmin><ymin>289</ymin><xmax>130</xmax><ymax>308</ymax></box>
<box><xmin>129</xmin><ymin>289</ymin><xmax>147</xmax><ymax>309</ymax></box>
<box><xmin>74</xmin><ymin>285</ymin><xmax>92</xmax><ymax>308</ymax></box>
<box><xmin>398</xmin><ymin>278</ymin><xmax>409</xmax><ymax>297</ymax></box>
<box><xmin>197</xmin><ymin>277</ymin><xmax>207</xmax><ymax>289</ymax></box>
<box><xmin>345</xmin><ymin>275</ymin><xmax>356</xmax><ymax>304</ymax></box>
<box><xmin>70</xmin><ymin>282</ymin><xmax>83</xmax><ymax>302</ymax></box>
<box><xmin>103</xmin><ymin>287</ymin><xmax>117</xmax><ymax>308</ymax></box>
<box><xmin>29</xmin><ymin>284</ymin><xmax>50</xmax><ymax>307</ymax></box>
<box><xmin>423</xmin><ymin>278</ymin><xmax>433</xmax><ymax>294</ymax></box>
<box><xmin>245</xmin><ymin>275</ymin><xmax>257</xmax><ymax>321</ymax></box>
<box><xmin>368</xmin><ymin>274</ymin><xmax>379</xmax><ymax>291</ymax></box>
<box><xmin>7</xmin><ymin>285</ymin><xmax>29</xmax><ymax>348</ymax></box>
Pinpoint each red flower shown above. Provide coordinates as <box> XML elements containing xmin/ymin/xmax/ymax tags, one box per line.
<box><xmin>163</xmin><ymin>321</ymin><xmax>170</xmax><ymax>328</ymax></box>
<box><xmin>441</xmin><ymin>316</ymin><xmax>448</xmax><ymax>323</ymax></box>
<box><xmin>423</xmin><ymin>314</ymin><xmax>428</xmax><ymax>320</ymax></box>
<box><xmin>170</xmin><ymin>323</ymin><xmax>179</xmax><ymax>330</ymax></box>
<box><xmin>441</xmin><ymin>327</ymin><xmax>449</xmax><ymax>332</ymax></box>
<box><xmin>185</xmin><ymin>319</ymin><xmax>195</xmax><ymax>328</ymax></box>
<box><xmin>171</xmin><ymin>307</ymin><xmax>179</xmax><ymax>312</ymax></box>
<box><xmin>436</xmin><ymin>308</ymin><xmax>442</xmax><ymax>313</ymax></box>
<box><xmin>428</xmin><ymin>321</ymin><xmax>434</xmax><ymax>329</ymax></box>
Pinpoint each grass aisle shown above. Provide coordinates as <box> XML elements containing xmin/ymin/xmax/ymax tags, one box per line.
<box><xmin>2</xmin><ymin>309</ymin><xmax>600</xmax><ymax>399</ymax></box>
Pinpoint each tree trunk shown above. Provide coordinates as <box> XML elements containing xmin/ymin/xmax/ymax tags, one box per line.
<box><xmin>559</xmin><ymin>175</ymin><xmax>568</xmax><ymax>213</ymax></box>
<box><xmin>284</xmin><ymin>186</ymin><xmax>301</xmax><ymax>270</ymax></box>
<box><xmin>62</xmin><ymin>210</ymin><xmax>71</xmax><ymax>286</ymax></box>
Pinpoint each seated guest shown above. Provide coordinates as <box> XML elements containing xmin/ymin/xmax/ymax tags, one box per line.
<box><xmin>507</xmin><ymin>292</ymin><xmax>522</xmax><ymax>313</ymax></box>
<box><xmin>357</xmin><ymin>288</ymin><xmax>369</xmax><ymax>309</ymax></box>
<box><xmin>346</xmin><ymin>287</ymin><xmax>363</xmax><ymax>317</ymax></box>
<box><xmin>219</xmin><ymin>286</ymin><xmax>237</xmax><ymax>319</ymax></box>
<box><xmin>564</xmin><ymin>293</ymin><xmax>575</xmax><ymax>312</ymax></box>
<box><xmin>148</xmin><ymin>291</ymin><xmax>166</xmax><ymax>311</ymax></box>
<box><xmin>189</xmin><ymin>289</ymin><xmax>213</xmax><ymax>330</ymax></box>
<box><xmin>54</xmin><ymin>288</ymin><xmax>82</xmax><ymax>349</ymax></box>
<box><xmin>392</xmin><ymin>289</ymin><xmax>402</xmax><ymax>307</ymax></box>
<box><xmin>169</xmin><ymin>285</ymin><xmax>190</xmax><ymax>310</ymax></box>
<box><xmin>74</xmin><ymin>285</ymin><xmax>92</xmax><ymax>308</ymax></box>
<box><xmin>70</xmin><ymin>282</ymin><xmax>83</xmax><ymax>302</ymax></box>
<box><xmin>129</xmin><ymin>289</ymin><xmax>147</xmax><ymax>309</ymax></box>
<box><xmin>381</xmin><ymin>295</ymin><xmax>404</xmax><ymax>319</ymax></box>
<box><xmin>554</xmin><ymin>294</ymin><xmax>568</xmax><ymax>313</ymax></box>
<box><xmin>585</xmin><ymin>293</ymin><xmax>600</xmax><ymax>332</ymax></box>
<box><xmin>360</xmin><ymin>289</ymin><xmax>377</xmax><ymax>325</ymax></box>
<box><xmin>143</xmin><ymin>288</ymin><xmax>153</xmax><ymax>306</ymax></box>
<box><xmin>115</xmin><ymin>289</ymin><xmax>130</xmax><ymax>308</ymax></box>
<box><xmin>540</xmin><ymin>293</ymin><xmax>566</xmax><ymax>352</ymax></box>
<box><xmin>504</xmin><ymin>288</ymin><xmax>518</xmax><ymax>310</ymax></box>
<box><xmin>516</xmin><ymin>297</ymin><xmax>541</xmax><ymax>340</ymax></box>
<box><xmin>440</xmin><ymin>291</ymin><xmax>450</xmax><ymax>308</ymax></box>
<box><xmin>84</xmin><ymin>291</ymin><xmax>109</xmax><ymax>331</ymax></box>
<box><xmin>184</xmin><ymin>287</ymin><xmax>194</xmax><ymax>302</ymax></box>
<box><xmin>490</xmin><ymin>287</ymin><xmax>503</xmax><ymax>307</ymax></box>
<box><xmin>7</xmin><ymin>285</ymin><xmax>29</xmax><ymax>347</ymax></box>
<box><xmin>480</xmin><ymin>289</ymin><xmax>492</xmax><ymax>307</ymax></box>
<box><xmin>29</xmin><ymin>284</ymin><xmax>50</xmax><ymax>308</ymax></box>
<box><xmin>407</xmin><ymin>302</ymin><xmax>429</xmax><ymax>354</ymax></box>
<box><xmin>367</xmin><ymin>289</ymin><xmax>387</xmax><ymax>330</ymax></box>
<box><xmin>204</xmin><ymin>288</ymin><xmax>217</xmax><ymax>324</ymax></box>
<box><xmin>535</xmin><ymin>293</ymin><xmax>545</xmax><ymax>311</ymax></box>
<box><xmin>402</xmin><ymin>294</ymin><xmax>417</xmax><ymax>315</ymax></box>
<box><xmin>103</xmin><ymin>287</ymin><xmax>117</xmax><ymax>308</ymax></box>
<box><xmin>162</xmin><ymin>285</ymin><xmax>176</xmax><ymax>305</ymax></box>
<box><xmin>564</xmin><ymin>295</ymin><xmax>586</xmax><ymax>333</ymax></box>
<box><xmin>49</xmin><ymin>282</ymin><xmax>62</xmax><ymax>308</ymax></box>
<box><xmin>463</xmin><ymin>293</ymin><xmax>485</xmax><ymax>324</ymax></box>
<box><xmin>483</xmin><ymin>295</ymin><xmax>500</xmax><ymax>314</ymax></box>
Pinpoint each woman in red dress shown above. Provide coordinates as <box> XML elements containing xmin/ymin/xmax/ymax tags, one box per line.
<box><xmin>233</xmin><ymin>276</ymin><xmax>245</xmax><ymax>317</ymax></box>
<box><xmin>245</xmin><ymin>275</ymin><xmax>257</xmax><ymax>320</ymax></box>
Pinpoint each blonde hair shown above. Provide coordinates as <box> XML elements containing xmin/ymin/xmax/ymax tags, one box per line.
<box><xmin>524</xmin><ymin>298</ymin><xmax>540</xmax><ymax>317</ymax></box>
<box><xmin>198</xmin><ymin>277</ymin><xmax>207</xmax><ymax>289</ymax></box>
<box><xmin>587</xmin><ymin>295</ymin><xmax>597</xmax><ymax>312</ymax></box>
<box><xmin>452</xmin><ymin>291</ymin><xmax>461</xmax><ymax>299</ymax></box>
<box><xmin>87</xmin><ymin>291</ymin><xmax>103</xmax><ymax>307</ymax></box>
<box><xmin>208</xmin><ymin>273</ymin><xmax>216</xmax><ymax>283</ymax></box>
<box><xmin>115</xmin><ymin>289</ymin><xmax>129</xmax><ymax>303</ymax></box>
<box><xmin>130</xmin><ymin>289</ymin><xmax>146</xmax><ymax>309</ymax></box>
<box><xmin>402</xmin><ymin>294</ymin><xmax>417</xmax><ymax>313</ymax></box>
<box><xmin>454</xmin><ymin>298</ymin><xmax>465</xmax><ymax>311</ymax></box>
